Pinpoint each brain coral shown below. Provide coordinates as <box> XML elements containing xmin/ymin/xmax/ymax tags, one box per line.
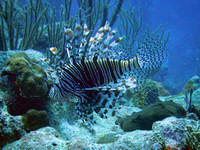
<box><xmin>1</xmin><ymin>52</ymin><xmax>50</xmax><ymax>98</ymax></box>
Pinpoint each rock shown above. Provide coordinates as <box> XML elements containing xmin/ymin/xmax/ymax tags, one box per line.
<box><xmin>0</xmin><ymin>108</ymin><xmax>26</xmax><ymax>148</ymax></box>
<box><xmin>150</xmin><ymin>117</ymin><xmax>200</xmax><ymax>149</ymax></box>
<box><xmin>5</xmin><ymin>95</ymin><xmax>46</xmax><ymax>115</ymax></box>
<box><xmin>156</xmin><ymin>82</ymin><xmax>170</xmax><ymax>96</ymax></box>
<box><xmin>46</xmin><ymin>97</ymin><xmax>123</xmax><ymax>142</ymax></box>
<box><xmin>1</xmin><ymin>51</ymin><xmax>51</xmax><ymax>115</ymax></box>
<box><xmin>97</xmin><ymin>133</ymin><xmax>119</xmax><ymax>144</ymax></box>
<box><xmin>191</xmin><ymin>88</ymin><xmax>200</xmax><ymax>106</ymax></box>
<box><xmin>3</xmin><ymin>127</ymin><xmax>68</xmax><ymax>150</ymax></box>
<box><xmin>110</xmin><ymin>117</ymin><xmax>200</xmax><ymax>150</ymax></box>
<box><xmin>21</xmin><ymin>109</ymin><xmax>49</xmax><ymax>131</ymax></box>
<box><xmin>117</xmin><ymin>101</ymin><xmax>186</xmax><ymax>132</ymax></box>
<box><xmin>116</xmin><ymin>105</ymin><xmax>142</xmax><ymax>118</ymax></box>
<box><xmin>3</xmin><ymin>117</ymin><xmax>199</xmax><ymax>150</ymax></box>
<box><xmin>108</xmin><ymin>130</ymin><xmax>154</xmax><ymax>150</ymax></box>
<box><xmin>65</xmin><ymin>139</ymin><xmax>106</xmax><ymax>150</ymax></box>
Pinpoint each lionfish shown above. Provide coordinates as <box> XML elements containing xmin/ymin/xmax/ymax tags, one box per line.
<box><xmin>49</xmin><ymin>22</ymin><xmax>167</xmax><ymax>122</ymax></box>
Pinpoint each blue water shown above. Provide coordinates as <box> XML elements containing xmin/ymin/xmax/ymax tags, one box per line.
<box><xmin>127</xmin><ymin>0</ymin><xmax>200</xmax><ymax>93</ymax></box>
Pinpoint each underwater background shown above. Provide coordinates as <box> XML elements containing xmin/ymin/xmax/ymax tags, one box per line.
<box><xmin>0</xmin><ymin>0</ymin><xmax>200</xmax><ymax>149</ymax></box>
<box><xmin>127</xmin><ymin>0</ymin><xmax>200</xmax><ymax>94</ymax></box>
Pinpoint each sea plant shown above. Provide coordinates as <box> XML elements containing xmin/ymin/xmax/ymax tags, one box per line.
<box><xmin>46</xmin><ymin>0</ymin><xmax>125</xmax><ymax>67</ymax></box>
<box><xmin>118</xmin><ymin>5</ymin><xmax>142</xmax><ymax>51</ymax></box>
<box><xmin>0</xmin><ymin>0</ymin><xmax>124</xmax><ymax>51</ymax></box>
<box><xmin>0</xmin><ymin>0</ymin><xmax>48</xmax><ymax>50</ymax></box>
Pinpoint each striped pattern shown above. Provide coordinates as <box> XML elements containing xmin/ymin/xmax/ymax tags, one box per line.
<box><xmin>58</xmin><ymin>56</ymin><xmax>140</xmax><ymax>97</ymax></box>
<box><xmin>52</xmin><ymin>56</ymin><xmax>141</xmax><ymax>121</ymax></box>
<box><xmin>49</xmin><ymin>23</ymin><xmax>167</xmax><ymax>122</ymax></box>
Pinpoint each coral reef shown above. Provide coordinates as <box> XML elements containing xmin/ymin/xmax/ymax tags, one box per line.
<box><xmin>3</xmin><ymin>117</ymin><xmax>199</xmax><ymax>150</ymax></box>
<box><xmin>151</xmin><ymin>117</ymin><xmax>200</xmax><ymax>149</ymax></box>
<box><xmin>162</xmin><ymin>89</ymin><xmax>200</xmax><ymax>110</ymax></box>
<box><xmin>0</xmin><ymin>108</ymin><xmax>26</xmax><ymax>148</ymax></box>
<box><xmin>1</xmin><ymin>52</ymin><xmax>50</xmax><ymax>115</ymax></box>
<box><xmin>1</xmin><ymin>52</ymin><xmax>50</xmax><ymax>98</ymax></box>
<box><xmin>21</xmin><ymin>109</ymin><xmax>49</xmax><ymax>131</ymax></box>
<box><xmin>184</xmin><ymin>126</ymin><xmax>200</xmax><ymax>149</ymax></box>
<box><xmin>124</xmin><ymin>79</ymin><xmax>170</xmax><ymax>107</ymax></box>
<box><xmin>117</xmin><ymin>101</ymin><xmax>186</xmax><ymax>132</ymax></box>
<box><xmin>118</xmin><ymin>5</ymin><xmax>142</xmax><ymax>49</ymax></box>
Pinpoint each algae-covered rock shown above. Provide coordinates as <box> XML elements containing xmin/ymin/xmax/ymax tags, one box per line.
<box><xmin>117</xmin><ymin>101</ymin><xmax>186</xmax><ymax>132</ymax></box>
<box><xmin>21</xmin><ymin>109</ymin><xmax>49</xmax><ymax>131</ymax></box>
<box><xmin>1</xmin><ymin>52</ymin><xmax>50</xmax><ymax>98</ymax></box>
<box><xmin>1</xmin><ymin>52</ymin><xmax>51</xmax><ymax>115</ymax></box>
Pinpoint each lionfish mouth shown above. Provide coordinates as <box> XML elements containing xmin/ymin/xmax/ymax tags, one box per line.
<box><xmin>48</xmin><ymin>22</ymin><xmax>167</xmax><ymax>123</ymax></box>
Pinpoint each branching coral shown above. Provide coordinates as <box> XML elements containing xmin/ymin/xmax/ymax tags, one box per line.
<box><xmin>118</xmin><ymin>5</ymin><xmax>142</xmax><ymax>50</ymax></box>
<box><xmin>0</xmin><ymin>0</ymin><xmax>48</xmax><ymax>50</ymax></box>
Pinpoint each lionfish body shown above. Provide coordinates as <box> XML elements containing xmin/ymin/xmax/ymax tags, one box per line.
<box><xmin>49</xmin><ymin>22</ymin><xmax>167</xmax><ymax>122</ymax></box>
